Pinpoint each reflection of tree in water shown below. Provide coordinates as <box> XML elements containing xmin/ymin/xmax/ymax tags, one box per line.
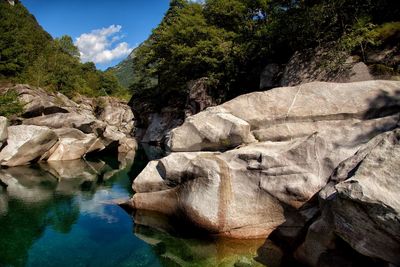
<box><xmin>0</xmin><ymin>196</ymin><xmax>77</xmax><ymax>267</ymax></box>
<box><xmin>0</xmin><ymin>158</ymin><xmax>123</xmax><ymax>267</ymax></box>
<box><xmin>47</xmin><ymin>195</ymin><xmax>80</xmax><ymax>234</ymax></box>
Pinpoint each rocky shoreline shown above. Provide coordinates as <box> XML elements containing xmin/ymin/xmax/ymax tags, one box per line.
<box><xmin>130</xmin><ymin>80</ymin><xmax>400</xmax><ymax>266</ymax></box>
<box><xmin>0</xmin><ymin>84</ymin><xmax>137</xmax><ymax>166</ymax></box>
<box><xmin>0</xmin><ymin>80</ymin><xmax>399</xmax><ymax>266</ymax></box>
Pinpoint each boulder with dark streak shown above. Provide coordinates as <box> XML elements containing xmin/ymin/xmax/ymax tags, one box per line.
<box><xmin>132</xmin><ymin>80</ymin><xmax>400</xmax><ymax>243</ymax></box>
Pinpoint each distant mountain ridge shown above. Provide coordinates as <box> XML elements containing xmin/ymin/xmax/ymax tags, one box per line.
<box><xmin>107</xmin><ymin>47</ymin><xmax>138</xmax><ymax>89</ymax></box>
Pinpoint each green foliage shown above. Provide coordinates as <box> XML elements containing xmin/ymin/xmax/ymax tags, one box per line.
<box><xmin>129</xmin><ymin>0</ymin><xmax>400</xmax><ymax>116</ymax></box>
<box><xmin>0</xmin><ymin>1</ymin><xmax>129</xmax><ymax>100</ymax></box>
<box><xmin>0</xmin><ymin>89</ymin><xmax>23</xmax><ymax>117</ymax></box>
<box><xmin>107</xmin><ymin>50</ymin><xmax>136</xmax><ymax>89</ymax></box>
<box><xmin>0</xmin><ymin>1</ymin><xmax>52</xmax><ymax>77</ymax></box>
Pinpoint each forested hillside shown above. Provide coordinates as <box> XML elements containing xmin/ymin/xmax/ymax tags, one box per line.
<box><xmin>106</xmin><ymin>48</ymin><xmax>137</xmax><ymax>89</ymax></box>
<box><xmin>129</xmin><ymin>0</ymin><xmax>400</xmax><ymax>115</ymax></box>
<box><xmin>0</xmin><ymin>0</ymin><xmax>128</xmax><ymax>98</ymax></box>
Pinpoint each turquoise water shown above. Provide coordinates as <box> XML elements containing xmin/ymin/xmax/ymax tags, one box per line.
<box><xmin>0</xmin><ymin>150</ymin><xmax>282</xmax><ymax>267</ymax></box>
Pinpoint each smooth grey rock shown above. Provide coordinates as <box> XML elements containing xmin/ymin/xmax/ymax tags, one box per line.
<box><xmin>133</xmin><ymin>133</ymin><xmax>353</xmax><ymax>238</ymax></box>
<box><xmin>47</xmin><ymin>134</ymin><xmax>97</xmax><ymax>161</ymax></box>
<box><xmin>22</xmin><ymin>113</ymin><xmax>104</xmax><ymax>133</ymax></box>
<box><xmin>167</xmin><ymin>111</ymin><xmax>256</xmax><ymax>152</ymax></box>
<box><xmin>97</xmin><ymin>97</ymin><xmax>134</xmax><ymax>135</ymax></box>
<box><xmin>168</xmin><ymin>80</ymin><xmax>400</xmax><ymax>152</ymax></box>
<box><xmin>298</xmin><ymin>129</ymin><xmax>400</xmax><ymax>266</ymax></box>
<box><xmin>0</xmin><ymin>116</ymin><xmax>7</xmax><ymax>148</ymax></box>
<box><xmin>331</xmin><ymin>129</ymin><xmax>400</xmax><ymax>264</ymax></box>
<box><xmin>0</xmin><ymin>125</ymin><xmax>58</xmax><ymax>166</ymax></box>
<box><xmin>11</xmin><ymin>84</ymin><xmax>73</xmax><ymax>118</ymax></box>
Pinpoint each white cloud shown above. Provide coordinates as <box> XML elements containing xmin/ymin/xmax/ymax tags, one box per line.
<box><xmin>75</xmin><ymin>25</ymin><xmax>133</xmax><ymax>64</ymax></box>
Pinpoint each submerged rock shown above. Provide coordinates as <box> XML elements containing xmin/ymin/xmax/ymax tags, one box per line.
<box><xmin>0</xmin><ymin>166</ymin><xmax>57</xmax><ymax>203</ymax></box>
<box><xmin>133</xmin><ymin>210</ymin><xmax>271</xmax><ymax>267</ymax></box>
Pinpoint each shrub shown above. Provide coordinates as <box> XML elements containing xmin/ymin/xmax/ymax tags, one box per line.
<box><xmin>0</xmin><ymin>89</ymin><xmax>23</xmax><ymax>117</ymax></box>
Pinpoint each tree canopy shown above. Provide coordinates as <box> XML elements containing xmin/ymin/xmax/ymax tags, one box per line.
<box><xmin>130</xmin><ymin>0</ymin><xmax>400</xmax><ymax>113</ymax></box>
<box><xmin>0</xmin><ymin>1</ymin><xmax>128</xmax><ymax>99</ymax></box>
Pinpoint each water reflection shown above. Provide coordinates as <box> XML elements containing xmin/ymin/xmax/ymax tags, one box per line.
<box><xmin>132</xmin><ymin>210</ymin><xmax>285</xmax><ymax>267</ymax></box>
<box><xmin>0</xmin><ymin>147</ymin><xmax>289</xmax><ymax>267</ymax></box>
<box><xmin>0</xmin><ymin>155</ymin><xmax>140</xmax><ymax>267</ymax></box>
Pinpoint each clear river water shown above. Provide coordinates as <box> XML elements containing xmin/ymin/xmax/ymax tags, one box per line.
<box><xmin>0</xmin><ymin>147</ymin><xmax>290</xmax><ymax>267</ymax></box>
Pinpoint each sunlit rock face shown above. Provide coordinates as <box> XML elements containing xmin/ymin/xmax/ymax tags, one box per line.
<box><xmin>296</xmin><ymin>129</ymin><xmax>400</xmax><ymax>266</ymax></box>
<box><xmin>0</xmin><ymin>125</ymin><xmax>58</xmax><ymax>167</ymax></box>
<box><xmin>167</xmin><ymin>80</ymin><xmax>400</xmax><ymax>152</ymax></box>
<box><xmin>132</xmin><ymin>80</ymin><xmax>400</xmax><ymax>239</ymax></box>
<box><xmin>0</xmin><ymin>84</ymin><xmax>138</xmax><ymax>166</ymax></box>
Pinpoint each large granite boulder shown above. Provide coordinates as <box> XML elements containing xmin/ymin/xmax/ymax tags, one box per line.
<box><xmin>133</xmin><ymin>132</ymin><xmax>367</xmax><ymax>238</ymax></box>
<box><xmin>330</xmin><ymin>129</ymin><xmax>400</xmax><ymax>264</ymax></box>
<box><xmin>296</xmin><ymin>129</ymin><xmax>400</xmax><ymax>266</ymax></box>
<box><xmin>0</xmin><ymin>116</ymin><xmax>7</xmax><ymax>147</ymax></box>
<box><xmin>133</xmin><ymin>80</ymin><xmax>400</xmax><ymax>239</ymax></box>
<box><xmin>0</xmin><ymin>125</ymin><xmax>58</xmax><ymax>166</ymax></box>
<box><xmin>46</xmin><ymin>128</ymin><xmax>98</xmax><ymax>161</ymax></box>
<box><xmin>167</xmin><ymin>110</ymin><xmax>256</xmax><ymax>152</ymax></box>
<box><xmin>167</xmin><ymin>80</ymin><xmax>400</xmax><ymax>152</ymax></box>
<box><xmin>97</xmin><ymin>97</ymin><xmax>134</xmax><ymax>136</ymax></box>
<box><xmin>22</xmin><ymin>113</ymin><xmax>105</xmax><ymax>134</ymax></box>
<box><xmin>9</xmin><ymin>84</ymin><xmax>79</xmax><ymax>118</ymax></box>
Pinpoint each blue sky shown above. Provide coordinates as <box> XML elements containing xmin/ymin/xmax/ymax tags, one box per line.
<box><xmin>22</xmin><ymin>0</ymin><xmax>170</xmax><ymax>70</ymax></box>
